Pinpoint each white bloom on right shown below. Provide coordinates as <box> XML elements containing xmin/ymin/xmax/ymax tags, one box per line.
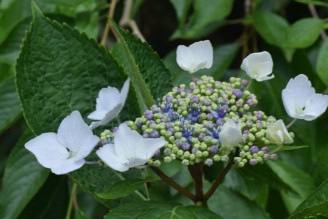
<box><xmin>88</xmin><ymin>78</ymin><xmax>130</xmax><ymax>129</ymax></box>
<box><xmin>241</xmin><ymin>51</ymin><xmax>274</xmax><ymax>81</ymax></box>
<box><xmin>282</xmin><ymin>74</ymin><xmax>328</xmax><ymax>121</ymax></box>
<box><xmin>220</xmin><ymin>119</ymin><xmax>242</xmax><ymax>149</ymax></box>
<box><xmin>176</xmin><ymin>40</ymin><xmax>213</xmax><ymax>73</ymax></box>
<box><xmin>96</xmin><ymin>123</ymin><xmax>165</xmax><ymax>172</ymax></box>
<box><xmin>266</xmin><ymin>120</ymin><xmax>293</xmax><ymax>145</ymax></box>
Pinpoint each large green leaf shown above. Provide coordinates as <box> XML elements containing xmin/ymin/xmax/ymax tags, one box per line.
<box><xmin>16</xmin><ymin>4</ymin><xmax>127</xmax><ymax>134</ymax></box>
<box><xmin>169</xmin><ymin>0</ymin><xmax>193</xmax><ymax>28</ymax></box>
<box><xmin>111</xmin><ymin>21</ymin><xmax>172</xmax><ymax>111</ymax></box>
<box><xmin>0</xmin><ymin>129</ymin><xmax>49</xmax><ymax>219</ymax></box>
<box><xmin>252</xmin><ymin>11</ymin><xmax>323</xmax><ymax>50</ymax></box>
<box><xmin>208</xmin><ymin>185</ymin><xmax>270</xmax><ymax>219</ymax></box>
<box><xmin>0</xmin><ymin>78</ymin><xmax>21</xmax><ymax>134</ymax></box>
<box><xmin>171</xmin><ymin>0</ymin><xmax>233</xmax><ymax>39</ymax></box>
<box><xmin>16</xmin><ymin>3</ymin><xmax>142</xmax><ymax>209</ymax></box>
<box><xmin>267</xmin><ymin>161</ymin><xmax>315</xmax><ymax>212</ymax></box>
<box><xmin>316</xmin><ymin>39</ymin><xmax>328</xmax><ymax>87</ymax></box>
<box><xmin>95</xmin><ymin>178</ymin><xmax>145</xmax><ymax>200</ymax></box>
<box><xmin>286</xmin><ymin>18</ymin><xmax>323</xmax><ymax>48</ymax></box>
<box><xmin>104</xmin><ymin>201</ymin><xmax>222</xmax><ymax>219</ymax></box>
<box><xmin>289</xmin><ymin>179</ymin><xmax>328</xmax><ymax>218</ymax></box>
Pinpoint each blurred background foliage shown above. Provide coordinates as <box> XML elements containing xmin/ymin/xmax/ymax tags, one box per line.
<box><xmin>1</xmin><ymin>0</ymin><xmax>328</xmax><ymax>218</ymax></box>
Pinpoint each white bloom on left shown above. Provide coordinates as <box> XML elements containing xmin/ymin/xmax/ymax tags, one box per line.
<box><xmin>25</xmin><ymin>111</ymin><xmax>99</xmax><ymax>175</ymax></box>
<box><xmin>220</xmin><ymin>119</ymin><xmax>242</xmax><ymax>149</ymax></box>
<box><xmin>176</xmin><ymin>40</ymin><xmax>213</xmax><ymax>73</ymax></box>
<box><xmin>96</xmin><ymin>123</ymin><xmax>165</xmax><ymax>172</ymax></box>
<box><xmin>282</xmin><ymin>74</ymin><xmax>328</xmax><ymax>121</ymax></box>
<box><xmin>88</xmin><ymin>78</ymin><xmax>130</xmax><ymax>129</ymax></box>
<box><xmin>241</xmin><ymin>51</ymin><xmax>274</xmax><ymax>81</ymax></box>
<box><xmin>266</xmin><ymin>120</ymin><xmax>293</xmax><ymax>145</ymax></box>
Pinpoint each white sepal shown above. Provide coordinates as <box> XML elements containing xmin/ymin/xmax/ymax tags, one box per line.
<box><xmin>219</xmin><ymin>119</ymin><xmax>242</xmax><ymax>149</ymax></box>
<box><xmin>241</xmin><ymin>51</ymin><xmax>274</xmax><ymax>81</ymax></box>
<box><xmin>25</xmin><ymin>111</ymin><xmax>99</xmax><ymax>175</ymax></box>
<box><xmin>266</xmin><ymin>120</ymin><xmax>293</xmax><ymax>145</ymax></box>
<box><xmin>176</xmin><ymin>40</ymin><xmax>213</xmax><ymax>73</ymax></box>
<box><xmin>96</xmin><ymin>123</ymin><xmax>165</xmax><ymax>172</ymax></box>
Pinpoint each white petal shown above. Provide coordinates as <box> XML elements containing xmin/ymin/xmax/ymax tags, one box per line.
<box><xmin>189</xmin><ymin>40</ymin><xmax>213</xmax><ymax>69</ymax></box>
<box><xmin>241</xmin><ymin>51</ymin><xmax>274</xmax><ymax>81</ymax></box>
<box><xmin>89</xmin><ymin>104</ymin><xmax>123</xmax><ymax>129</ymax></box>
<box><xmin>176</xmin><ymin>45</ymin><xmax>195</xmax><ymax>72</ymax></box>
<box><xmin>25</xmin><ymin>133</ymin><xmax>69</xmax><ymax>169</ymax></box>
<box><xmin>303</xmin><ymin>93</ymin><xmax>328</xmax><ymax>121</ymax></box>
<box><xmin>135</xmin><ymin>137</ymin><xmax>165</xmax><ymax>161</ymax></box>
<box><xmin>96</xmin><ymin>144</ymin><xmax>129</xmax><ymax>172</ymax></box>
<box><xmin>57</xmin><ymin>111</ymin><xmax>98</xmax><ymax>155</ymax></box>
<box><xmin>96</xmin><ymin>86</ymin><xmax>121</xmax><ymax>111</ymax></box>
<box><xmin>120</xmin><ymin>78</ymin><xmax>130</xmax><ymax>106</ymax></box>
<box><xmin>282</xmin><ymin>74</ymin><xmax>316</xmax><ymax>119</ymax></box>
<box><xmin>176</xmin><ymin>40</ymin><xmax>213</xmax><ymax>73</ymax></box>
<box><xmin>113</xmin><ymin>123</ymin><xmax>142</xmax><ymax>159</ymax></box>
<box><xmin>220</xmin><ymin>119</ymin><xmax>242</xmax><ymax>148</ymax></box>
<box><xmin>87</xmin><ymin>110</ymin><xmax>107</xmax><ymax>121</ymax></box>
<box><xmin>50</xmin><ymin>159</ymin><xmax>85</xmax><ymax>175</ymax></box>
<box><xmin>266</xmin><ymin>120</ymin><xmax>293</xmax><ymax>145</ymax></box>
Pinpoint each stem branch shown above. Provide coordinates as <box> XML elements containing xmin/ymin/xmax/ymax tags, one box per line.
<box><xmin>204</xmin><ymin>161</ymin><xmax>234</xmax><ymax>201</ymax></box>
<box><xmin>188</xmin><ymin>164</ymin><xmax>204</xmax><ymax>204</ymax></box>
<box><xmin>101</xmin><ymin>0</ymin><xmax>118</xmax><ymax>46</ymax></box>
<box><xmin>65</xmin><ymin>183</ymin><xmax>77</xmax><ymax>219</ymax></box>
<box><xmin>150</xmin><ymin>166</ymin><xmax>195</xmax><ymax>201</ymax></box>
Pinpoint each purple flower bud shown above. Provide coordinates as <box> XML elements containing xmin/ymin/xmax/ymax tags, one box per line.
<box><xmin>242</xmin><ymin>79</ymin><xmax>249</xmax><ymax>87</ymax></box>
<box><xmin>181</xmin><ymin>142</ymin><xmax>191</xmax><ymax>150</ymax></box>
<box><xmin>204</xmin><ymin>99</ymin><xmax>211</xmax><ymax>106</ymax></box>
<box><xmin>249</xmin><ymin>158</ymin><xmax>257</xmax><ymax>166</ymax></box>
<box><xmin>143</xmin><ymin>133</ymin><xmax>149</xmax><ymax>138</ymax></box>
<box><xmin>255</xmin><ymin>112</ymin><xmax>263</xmax><ymax>120</ymax></box>
<box><xmin>153</xmin><ymin>149</ymin><xmax>161</xmax><ymax>157</ymax></box>
<box><xmin>209</xmin><ymin>146</ymin><xmax>218</xmax><ymax>154</ymax></box>
<box><xmin>198</xmin><ymin>133</ymin><xmax>206</xmax><ymax>141</ymax></box>
<box><xmin>205</xmin><ymin>158</ymin><xmax>213</xmax><ymax>166</ymax></box>
<box><xmin>261</xmin><ymin>146</ymin><xmax>269</xmax><ymax>153</ymax></box>
<box><xmin>150</xmin><ymin>131</ymin><xmax>159</xmax><ymax>138</ymax></box>
<box><xmin>191</xmin><ymin>96</ymin><xmax>199</xmax><ymax>103</ymax></box>
<box><xmin>246</xmin><ymin>99</ymin><xmax>254</xmax><ymax>106</ymax></box>
<box><xmin>250</xmin><ymin>146</ymin><xmax>259</xmax><ymax>154</ymax></box>
<box><xmin>216</xmin><ymin>118</ymin><xmax>224</xmax><ymax>126</ymax></box>
<box><xmin>175</xmin><ymin>139</ymin><xmax>182</xmax><ymax>146</ymax></box>
<box><xmin>192</xmin><ymin>148</ymin><xmax>198</xmax><ymax>154</ymax></box>
<box><xmin>243</xmin><ymin>130</ymin><xmax>250</xmax><ymax>134</ymax></box>
<box><xmin>112</xmin><ymin>127</ymin><xmax>119</xmax><ymax>133</ymax></box>
<box><xmin>270</xmin><ymin>154</ymin><xmax>278</xmax><ymax>160</ymax></box>
<box><xmin>177</xmin><ymin>87</ymin><xmax>184</xmax><ymax>93</ymax></box>
<box><xmin>233</xmin><ymin>89</ymin><xmax>243</xmax><ymax>99</ymax></box>
<box><xmin>144</xmin><ymin>110</ymin><xmax>153</xmax><ymax>120</ymax></box>
<box><xmin>164</xmin><ymin>148</ymin><xmax>171</xmax><ymax>155</ymax></box>
<box><xmin>207</xmin><ymin>113</ymin><xmax>213</xmax><ymax>120</ymax></box>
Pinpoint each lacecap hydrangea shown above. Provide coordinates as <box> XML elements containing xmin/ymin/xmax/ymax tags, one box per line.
<box><xmin>100</xmin><ymin>75</ymin><xmax>293</xmax><ymax>168</ymax></box>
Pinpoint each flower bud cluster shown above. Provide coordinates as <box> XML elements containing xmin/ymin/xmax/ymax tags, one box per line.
<box><xmin>102</xmin><ymin>76</ymin><xmax>293</xmax><ymax>168</ymax></box>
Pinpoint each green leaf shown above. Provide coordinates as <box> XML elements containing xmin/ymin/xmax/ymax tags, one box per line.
<box><xmin>169</xmin><ymin>0</ymin><xmax>193</xmax><ymax>28</ymax></box>
<box><xmin>74</xmin><ymin>209</ymin><xmax>90</xmax><ymax>219</ymax></box>
<box><xmin>172</xmin><ymin>0</ymin><xmax>233</xmax><ymax>39</ymax></box>
<box><xmin>0</xmin><ymin>78</ymin><xmax>21</xmax><ymax>134</ymax></box>
<box><xmin>286</xmin><ymin>18</ymin><xmax>323</xmax><ymax>48</ymax></box>
<box><xmin>16</xmin><ymin>4</ymin><xmax>127</xmax><ymax>134</ymax></box>
<box><xmin>267</xmin><ymin>145</ymin><xmax>308</xmax><ymax>153</ymax></box>
<box><xmin>96</xmin><ymin>179</ymin><xmax>145</xmax><ymax>200</ymax></box>
<box><xmin>289</xmin><ymin>179</ymin><xmax>328</xmax><ymax>218</ymax></box>
<box><xmin>252</xmin><ymin>10</ymin><xmax>289</xmax><ymax>46</ymax></box>
<box><xmin>0</xmin><ymin>129</ymin><xmax>49</xmax><ymax>219</ymax></box>
<box><xmin>316</xmin><ymin>39</ymin><xmax>328</xmax><ymax>87</ymax></box>
<box><xmin>296</xmin><ymin>0</ymin><xmax>328</xmax><ymax>7</ymax></box>
<box><xmin>111</xmin><ymin>21</ymin><xmax>172</xmax><ymax>111</ymax></box>
<box><xmin>208</xmin><ymin>185</ymin><xmax>270</xmax><ymax>219</ymax></box>
<box><xmin>104</xmin><ymin>201</ymin><xmax>222</xmax><ymax>219</ymax></box>
<box><xmin>267</xmin><ymin>161</ymin><xmax>315</xmax><ymax>212</ymax></box>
